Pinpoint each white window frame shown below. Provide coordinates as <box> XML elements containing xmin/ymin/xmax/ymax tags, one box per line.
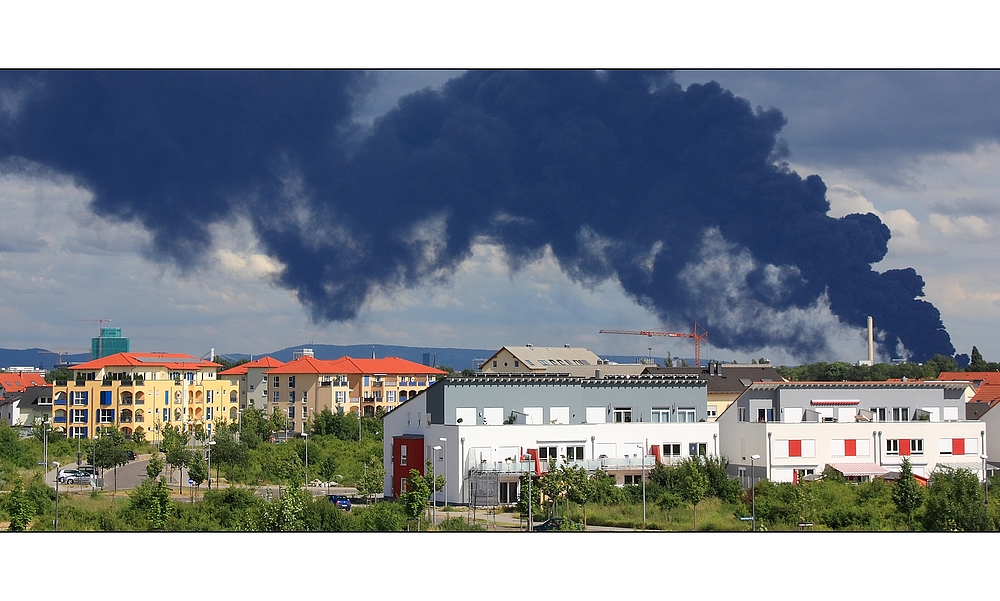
<box><xmin>613</xmin><ymin>408</ymin><xmax>632</xmax><ymax>423</ymax></box>
<box><xmin>677</xmin><ymin>408</ymin><xmax>696</xmax><ymax>423</ymax></box>
<box><xmin>651</xmin><ymin>408</ymin><xmax>670</xmax><ymax>423</ymax></box>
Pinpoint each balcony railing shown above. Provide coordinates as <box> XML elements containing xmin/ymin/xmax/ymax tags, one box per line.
<box><xmin>469</xmin><ymin>457</ymin><xmax>655</xmax><ymax>474</ymax></box>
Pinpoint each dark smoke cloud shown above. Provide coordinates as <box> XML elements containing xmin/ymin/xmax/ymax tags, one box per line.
<box><xmin>0</xmin><ymin>70</ymin><xmax>954</xmax><ymax>362</ymax></box>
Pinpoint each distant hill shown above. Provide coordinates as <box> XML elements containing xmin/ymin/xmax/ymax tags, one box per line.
<box><xmin>0</xmin><ymin>348</ymin><xmax>90</xmax><ymax>371</ymax></box>
<box><xmin>2</xmin><ymin>344</ymin><xmax>685</xmax><ymax>373</ymax></box>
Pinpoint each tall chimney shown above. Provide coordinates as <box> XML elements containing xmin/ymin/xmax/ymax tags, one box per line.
<box><xmin>867</xmin><ymin>316</ymin><xmax>874</xmax><ymax>363</ymax></box>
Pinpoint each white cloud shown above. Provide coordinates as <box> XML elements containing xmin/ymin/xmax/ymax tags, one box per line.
<box><xmin>929</xmin><ymin>213</ymin><xmax>989</xmax><ymax>239</ymax></box>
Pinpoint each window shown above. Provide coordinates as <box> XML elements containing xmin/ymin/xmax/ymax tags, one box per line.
<box><xmin>886</xmin><ymin>439</ymin><xmax>922</xmax><ymax>456</ymax></box>
<box><xmin>206</xmin><ymin>407</ymin><xmax>214</xmax><ymax>421</ymax></box>
<box><xmin>892</xmin><ymin>407</ymin><xmax>909</xmax><ymax>422</ymax></box>
<box><xmin>100</xmin><ymin>390</ymin><xmax>112</xmax><ymax>405</ymax></box>
<box><xmin>706</xmin><ymin>406</ymin><xmax>717</xmax><ymax>418</ymax></box>
<box><xmin>303</xmin><ymin>390</ymin><xmax>308</xmax><ymax>403</ymax></box>
<box><xmin>651</xmin><ymin>408</ymin><xmax>670</xmax><ymax>423</ymax></box>
<box><xmin>273</xmin><ymin>376</ymin><xmax>280</xmax><ymax>388</ymax></box>
<box><xmin>288</xmin><ymin>376</ymin><xmax>295</xmax><ymax>388</ymax></box>
<box><xmin>662</xmin><ymin>443</ymin><xmax>681</xmax><ymax>457</ymax></box>
<box><xmin>677</xmin><ymin>408</ymin><xmax>696</xmax><ymax>423</ymax></box>
<box><xmin>514</xmin><ymin>361</ymin><xmax>520</xmax><ymax>368</ymax></box>
<box><xmin>538</xmin><ymin>446</ymin><xmax>558</xmax><ymax>460</ymax></box>
<box><xmin>206</xmin><ymin>390</ymin><xmax>214</xmax><ymax>403</ymax></box>
<box><xmin>288</xmin><ymin>391</ymin><xmax>295</xmax><ymax>403</ymax></box>
<box><xmin>941</xmin><ymin>438</ymin><xmax>975</xmax><ymax>455</ymax></box>
<box><xmin>288</xmin><ymin>406</ymin><xmax>295</xmax><ymax>419</ymax></box>
<box><xmin>98</xmin><ymin>409</ymin><xmax>114</xmax><ymax>423</ymax></box>
<box><xmin>69</xmin><ymin>426</ymin><xmax>88</xmax><ymax>439</ymax></box>
<box><xmin>71</xmin><ymin>409</ymin><xmax>87</xmax><ymax>424</ymax></box>
<box><xmin>364</xmin><ymin>376</ymin><xmax>370</xmax><ymax>386</ymax></box>
<box><xmin>614</xmin><ymin>408</ymin><xmax>632</xmax><ymax>423</ymax></box>
<box><xmin>400</xmin><ymin>445</ymin><xmax>407</xmax><ymax>466</ymax></box>
<box><xmin>163</xmin><ymin>408</ymin><xmax>169</xmax><ymax>422</ymax></box>
<box><xmin>71</xmin><ymin>391</ymin><xmax>88</xmax><ymax>405</ymax></box>
<box><xmin>301</xmin><ymin>407</ymin><xmax>307</xmax><ymax>420</ymax></box>
<box><xmin>689</xmin><ymin>442</ymin><xmax>707</xmax><ymax>456</ymax></box>
<box><xmin>624</xmin><ymin>475</ymin><xmax>644</xmax><ymax>485</ymax></box>
<box><xmin>273</xmin><ymin>391</ymin><xmax>279</xmax><ymax>403</ymax></box>
<box><xmin>499</xmin><ymin>481</ymin><xmax>519</xmax><ymax>504</ymax></box>
<box><xmin>566</xmin><ymin>446</ymin><xmax>584</xmax><ymax>460</ymax></box>
<box><xmin>738</xmin><ymin>407</ymin><xmax>747</xmax><ymax>422</ymax></box>
<box><xmin>335</xmin><ymin>391</ymin><xmax>346</xmax><ymax>403</ymax></box>
<box><xmin>386</xmin><ymin>390</ymin><xmax>395</xmax><ymax>403</ymax></box>
<box><xmin>492</xmin><ymin>361</ymin><xmax>497</xmax><ymax>368</ymax></box>
<box><xmin>870</xmin><ymin>407</ymin><xmax>887</xmax><ymax>422</ymax></box>
<box><xmin>757</xmin><ymin>408</ymin><xmax>774</xmax><ymax>422</ymax></box>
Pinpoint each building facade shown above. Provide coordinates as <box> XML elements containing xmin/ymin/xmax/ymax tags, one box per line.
<box><xmin>219</xmin><ymin>356</ymin><xmax>285</xmax><ymax>411</ymax></box>
<box><xmin>480</xmin><ymin>345</ymin><xmax>648</xmax><ymax>377</ymax></box>
<box><xmin>1</xmin><ymin>384</ymin><xmax>53</xmax><ymax>427</ymax></box>
<box><xmin>645</xmin><ymin>362</ymin><xmax>786</xmax><ymax>422</ymax></box>
<box><xmin>50</xmin><ymin>353</ymin><xmax>237</xmax><ymax>441</ymax></box>
<box><xmin>719</xmin><ymin>381</ymin><xmax>984</xmax><ymax>484</ymax></box>
<box><xmin>263</xmin><ymin>356</ymin><xmax>446</xmax><ymax>435</ymax></box>
<box><xmin>383</xmin><ymin>373</ymin><xmax>718</xmax><ymax>505</ymax></box>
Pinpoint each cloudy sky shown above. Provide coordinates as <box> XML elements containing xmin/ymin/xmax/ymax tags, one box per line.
<box><xmin>2</xmin><ymin>68</ymin><xmax>999</xmax><ymax>368</ymax></box>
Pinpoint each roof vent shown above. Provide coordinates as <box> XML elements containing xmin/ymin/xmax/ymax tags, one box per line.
<box><xmin>526</xmin><ymin>343</ymin><xmax>533</xmax><ymax>348</ymax></box>
<box><xmin>564</xmin><ymin>343</ymin><xmax>570</xmax><ymax>348</ymax></box>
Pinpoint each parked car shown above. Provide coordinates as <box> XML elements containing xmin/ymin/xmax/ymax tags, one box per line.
<box><xmin>533</xmin><ymin>517</ymin><xmax>582</xmax><ymax>532</ymax></box>
<box><xmin>125</xmin><ymin>450</ymin><xmax>137</xmax><ymax>461</ymax></box>
<box><xmin>76</xmin><ymin>465</ymin><xmax>96</xmax><ymax>476</ymax></box>
<box><xmin>57</xmin><ymin>469</ymin><xmax>82</xmax><ymax>483</ymax></box>
<box><xmin>64</xmin><ymin>471</ymin><xmax>93</xmax><ymax>485</ymax></box>
<box><xmin>327</xmin><ymin>494</ymin><xmax>352</xmax><ymax>511</ymax></box>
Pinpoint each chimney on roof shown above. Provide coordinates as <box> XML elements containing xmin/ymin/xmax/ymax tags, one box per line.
<box><xmin>526</xmin><ymin>343</ymin><xmax>532</xmax><ymax>348</ymax></box>
<box><xmin>564</xmin><ymin>344</ymin><xmax>570</xmax><ymax>348</ymax></box>
<box><xmin>595</xmin><ymin>369</ymin><xmax>601</xmax><ymax>379</ymax></box>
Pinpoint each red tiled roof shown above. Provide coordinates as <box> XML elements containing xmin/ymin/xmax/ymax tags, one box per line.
<box><xmin>70</xmin><ymin>352</ymin><xmax>221</xmax><ymax>371</ymax></box>
<box><xmin>219</xmin><ymin>356</ymin><xmax>284</xmax><ymax>376</ymax></box>
<box><xmin>936</xmin><ymin>371</ymin><xmax>1000</xmax><ymax>404</ymax></box>
<box><xmin>0</xmin><ymin>372</ymin><xmax>47</xmax><ymax>393</ymax></box>
<box><xmin>265</xmin><ymin>356</ymin><xmax>446</xmax><ymax>376</ymax></box>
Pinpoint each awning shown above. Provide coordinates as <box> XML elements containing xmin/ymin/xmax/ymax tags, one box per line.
<box><xmin>935</xmin><ymin>462</ymin><xmax>983</xmax><ymax>472</ymax></box>
<box><xmin>810</xmin><ymin>399</ymin><xmax>860</xmax><ymax>406</ymax></box>
<box><xmin>828</xmin><ymin>462</ymin><xmax>889</xmax><ymax>477</ymax></box>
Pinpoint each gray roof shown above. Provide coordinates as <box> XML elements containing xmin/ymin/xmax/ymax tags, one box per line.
<box><xmin>643</xmin><ymin>364</ymin><xmax>785</xmax><ymax>394</ymax></box>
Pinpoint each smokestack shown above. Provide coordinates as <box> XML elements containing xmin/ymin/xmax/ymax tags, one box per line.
<box><xmin>867</xmin><ymin>316</ymin><xmax>874</xmax><ymax>363</ymax></box>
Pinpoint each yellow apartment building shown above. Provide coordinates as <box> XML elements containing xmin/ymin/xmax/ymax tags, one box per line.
<box><xmin>51</xmin><ymin>352</ymin><xmax>238</xmax><ymax>442</ymax></box>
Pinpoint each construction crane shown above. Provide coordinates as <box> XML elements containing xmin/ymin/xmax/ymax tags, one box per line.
<box><xmin>599</xmin><ymin>323</ymin><xmax>709</xmax><ymax>367</ymax></box>
<box><xmin>77</xmin><ymin>318</ymin><xmax>112</xmax><ymax>358</ymax></box>
<box><xmin>39</xmin><ymin>348</ymin><xmax>90</xmax><ymax>364</ymax></box>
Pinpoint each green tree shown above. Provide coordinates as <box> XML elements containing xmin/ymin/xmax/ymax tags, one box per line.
<box><xmin>187</xmin><ymin>451</ymin><xmax>208</xmax><ymax>499</ymax></box>
<box><xmin>891</xmin><ymin>458</ymin><xmax>924</xmax><ymax>528</ymax></box>
<box><xmin>678</xmin><ymin>458</ymin><xmax>709</xmax><ymax>530</ymax></box>
<box><xmin>44</xmin><ymin>366</ymin><xmax>72</xmax><ymax>384</ymax></box>
<box><xmin>132</xmin><ymin>428</ymin><xmax>147</xmax><ymax>445</ymax></box>
<box><xmin>561</xmin><ymin>462</ymin><xmax>593</xmax><ymax>528</ymax></box>
<box><xmin>401</xmin><ymin>469</ymin><xmax>431</xmax><ymax>531</ymax></box>
<box><xmin>538</xmin><ymin>466</ymin><xmax>567</xmax><ymax>518</ymax></box>
<box><xmin>357</xmin><ymin>461</ymin><xmax>386</xmax><ymax>504</ymax></box>
<box><xmin>211</xmin><ymin>421</ymin><xmax>249</xmax><ymax>480</ymax></box>
<box><xmin>923</xmin><ymin>467</ymin><xmax>990</xmax><ymax>531</ymax></box>
<box><xmin>126</xmin><ymin>477</ymin><xmax>172</xmax><ymax>531</ymax></box>
<box><xmin>91</xmin><ymin>428</ymin><xmax>130</xmax><ymax>500</ymax></box>
<box><xmin>970</xmin><ymin>346</ymin><xmax>987</xmax><ymax>371</ymax></box>
<box><xmin>146</xmin><ymin>454</ymin><xmax>163</xmax><ymax>480</ymax></box>
<box><xmin>5</xmin><ymin>480</ymin><xmax>35</xmax><ymax>531</ymax></box>
<box><xmin>161</xmin><ymin>425</ymin><xmax>191</xmax><ymax>493</ymax></box>
<box><xmin>517</xmin><ymin>473</ymin><xmax>542</xmax><ymax>521</ymax></box>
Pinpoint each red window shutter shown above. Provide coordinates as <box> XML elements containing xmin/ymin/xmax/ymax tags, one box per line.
<box><xmin>953</xmin><ymin>438</ymin><xmax>965</xmax><ymax>455</ymax></box>
<box><xmin>789</xmin><ymin>440</ymin><xmax>802</xmax><ymax>457</ymax></box>
<box><xmin>900</xmin><ymin>439</ymin><xmax>910</xmax><ymax>456</ymax></box>
<box><xmin>845</xmin><ymin>439</ymin><xmax>857</xmax><ymax>456</ymax></box>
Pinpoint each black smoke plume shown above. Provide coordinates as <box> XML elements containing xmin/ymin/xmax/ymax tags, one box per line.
<box><xmin>0</xmin><ymin>70</ymin><xmax>954</xmax><ymax>361</ymax></box>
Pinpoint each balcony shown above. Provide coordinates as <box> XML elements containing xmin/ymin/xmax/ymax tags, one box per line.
<box><xmin>53</xmin><ymin>416</ymin><xmax>67</xmax><ymax>423</ymax></box>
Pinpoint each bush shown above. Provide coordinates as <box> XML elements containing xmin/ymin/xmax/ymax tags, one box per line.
<box><xmin>437</xmin><ymin>517</ymin><xmax>484</xmax><ymax>531</ymax></box>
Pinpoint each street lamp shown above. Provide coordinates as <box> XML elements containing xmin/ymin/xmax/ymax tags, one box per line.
<box><xmin>207</xmin><ymin>440</ymin><xmax>216</xmax><ymax>491</ymax></box>
<box><xmin>439</xmin><ymin>437</ymin><xmax>448</xmax><ymax>509</ymax></box>
<box><xmin>637</xmin><ymin>442</ymin><xmax>647</xmax><ymax>529</ymax></box>
<box><xmin>303</xmin><ymin>432</ymin><xmax>309</xmax><ymax>489</ymax></box>
<box><xmin>750</xmin><ymin>454</ymin><xmax>761</xmax><ymax>531</ymax></box>
<box><xmin>982</xmin><ymin>453</ymin><xmax>989</xmax><ymax>506</ymax></box>
<box><xmin>52</xmin><ymin>461</ymin><xmax>60</xmax><ymax>531</ymax></box>
<box><xmin>432</xmin><ymin>445</ymin><xmax>442</xmax><ymax>527</ymax></box>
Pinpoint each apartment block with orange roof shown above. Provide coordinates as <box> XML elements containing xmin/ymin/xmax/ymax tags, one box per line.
<box><xmin>264</xmin><ymin>356</ymin><xmax>446</xmax><ymax>434</ymax></box>
<box><xmin>49</xmin><ymin>352</ymin><xmax>238</xmax><ymax>441</ymax></box>
<box><xmin>218</xmin><ymin>356</ymin><xmax>285</xmax><ymax>411</ymax></box>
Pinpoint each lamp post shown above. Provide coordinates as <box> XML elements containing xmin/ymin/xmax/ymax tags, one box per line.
<box><xmin>432</xmin><ymin>445</ymin><xmax>442</xmax><ymax>527</ymax></box>
<box><xmin>439</xmin><ymin>437</ymin><xmax>448</xmax><ymax>509</ymax></box>
<box><xmin>750</xmin><ymin>454</ymin><xmax>761</xmax><ymax>531</ymax></box>
<box><xmin>637</xmin><ymin>442</ymin><xmax>647</xmax><ymax>529</ymax></box>
<box><xmin>303</xmin><ymin>432</ymin><xmax>309</xmax><ymax>489</ymax></box>
<box><xmin>207</xmin><ymin>440</ymin><xmax>216</xmax><ymax>491</ymax></box>
<box><xmin>982</xmin><ymin>452</ymin><xmax>989</xmax><ymax>506</ymax></box>
<box><xmin>52</xmin><ymin>461</ymin><xmax>60</xmax><ymax>531</ymax></box>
